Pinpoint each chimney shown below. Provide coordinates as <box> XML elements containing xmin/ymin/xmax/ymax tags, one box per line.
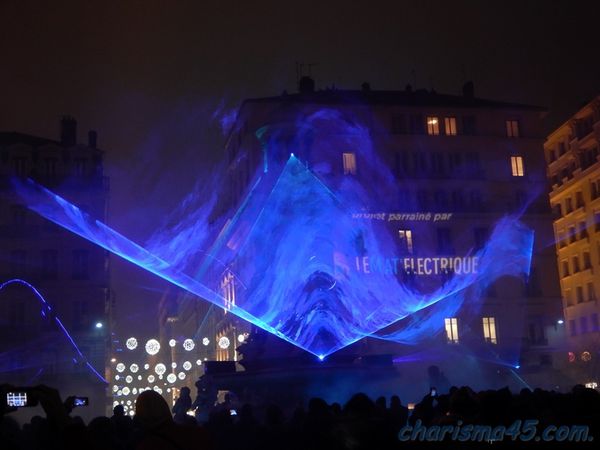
<box><xmin>298</xmin><ymin>76</ymin><xmax>315</xmax><ymax>94</ymax></box>
<box><xmin>60</xmin><ymin>116</ymin><xmax>77</xmax><ymax>146</ymax></box>
<box><xmin>88</xmin><ymin>130</ymin><xmax>97</xmax><ymax>149</ymax></box>
<box><xmin>462</xmin><ymin>81</ymin><xmax>474</xmax><ymax>99</ymax></box>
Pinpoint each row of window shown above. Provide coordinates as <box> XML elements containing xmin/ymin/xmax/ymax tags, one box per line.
<box><xmin>343</xmin><ymin>152</ymin><xmax>525</xmax><ymax>178</ymax></box>
<box><xmin>389</xmin><ymin>114</ymin><xmax>521</xmax><ymax>138</ymax></box>
<box><xmin>548</xmin><ymin>147</ymin><xmax>599</xmax><ymax>186</ymax></box>
<box><xmin>7</xmin><ymin>249</ymin><xmax>90</xmax><ymax>280</ymax></box>
<box><xmin>444</xmin><ymin>316</ymin><xmax>497</xmax><ymax>344</ymax></box>
<box><xmin>560</xmin><ymin>251</ymin><xmax>593</xmax><ymax>277</ymax></box>
<box><xmin>564</xmin><ymin>282</ymin><xmax>597</xmax><ymax>306</ymax></box>
<box><xmin>398</xmin><ymin>227</ymin><xmax>489</xmax><ymax>255</ymax></box>
<box><xmin>8</xmin><ymin>155</ymin><xmax>91</xmax><ymax>177</ymax></box>
<box><xmin>569</xmin><ymin>313</ymin><xmax>600</xmax><ymax>336</ymax></box>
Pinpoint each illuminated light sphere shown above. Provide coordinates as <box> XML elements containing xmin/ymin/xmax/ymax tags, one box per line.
<box><xmin>137</xmin><ymin>375</ymin><xmax>142</xmax><ymax>381</ymax></box>
<box><xmin>129</xmin><ymin>410</ymin><xmax>134</xmax><ymax>416</ymax></box>
<box><xmin>115</xmin><ymin>375</ymin><xmax>120</xmax><ymax>381</ymax></box>
<box><xmin>126</xmin><ymin>400</ymin><xmax>131</xmax><ymax>406</ymax></box>
<box><xmin>122</xmin><ymin>387</ymin><xmax>130</xmax><ymax>396</ymax></box>
<box><xmin>116</xmin><ymin>363</ymin><xmax>126</xmax><ymax>373</ymax></box>
<box><xmin>130</xmin><ymin>364</ymin><xmax>139</xmax><ymax>373</ymax></box>
<box><xmin>167</xmin><ymin>388</ymin><xmax>171</xmax><ymax>393</ymax></box>
<box><xmin>171</xmin><ymin>362</ymin><xmax>177</xmax><ymax>369</ymax></box>
<box><xmin>183</xmin><ymin>361</ymin><xmax>192</xmax><ymax>371</ymax></box>
<box><xmin>126</xmin><ymin>337</ymin><xmax>138</xmax><ymax>350</ymax></box>
<box><xmin>148</xmin><ymin>375</ymin><xmax>155</xmax><ymax>383</ymax></box>
<box><xmin>159</xmin><ymin>375</ymin><xmax>163</xmax><ymax>380</ymax></box>
<box><xmin>169</xmin><ymin>339</ymin><xmax>177</xmax><ymax>347</ymax></box>
<box><xmin>123</xmin><ymin>405</ymin><xmax>128</xmax><ymax>411</ymax></box>
<box><xmin>132</xmin><ymin>388</ymin><xmax>137</xmax><ymax>395</ymax></box>
<box><xmin>167</xmin><ymin>373</ymin><xmax>177</xmax><ymax>383</ymax></box>
<box><xmin>178</xmin><ymin>372</ymin><xmax>186</xmax><ymax>380</ymax></box>
<box><xmin>218</xmin><ymin>336</ymin><xmax>230</xmax><ymax>349</ymax></box>
<box><xmin>155</xmin><ymin>363</ymin><xmax>166</xmax><ymax>375</ymax></box>
<box><xmin>117</xmin><ymin>390</ymin><xmax>122</xmax><ymax>396</ymax></box>
<box><xmin>581</xmin><ymin>351</ymin><xmax>592</xmax><ymax>362</ymax></box>
<box><xmin>196</xmin><ymin>360</ymin><xmax>202</xmax><ymax>365</ymax></box>
<box><xmin>183</xmin><ymin>339</ymin><xmax>195</xmax><ymax>351</ymax></box>
<box><xmin>202</xmin><ymin>337</ymin><xmax>210</xmax><ymax>346</ymax></box>
<box><xmin>144</xmin><ymin>363</ymin><xmax>150</xmax><ymax>370</ymax></box>
<box><xmin>145</xmin><ymin>339</ymin><xmax>160</xmax><ymax>355</ymax></box>
<box><xmin>125</xmin><ymin>375</ymin><xmax>133</xmax><ymax>384</ymax></box>
<box><xmin>153</xmin><ymin>386</ymin><xmax>162</xmax><ymax>394</ymax></box>
<box><xmin>110</xmin><ymin>357</ymin><xmax>116</xmax><ymax>363</ymax></box>
<box><xmin>113</xmin><ymin>401</ymin><xmax>119</xmax><ymax>407</ymax></box>
<box><xmin>95</xmin><ymin>322</ymin><xmax>103</xmax><ymax>329</ymax></box>
<box><xmin>112</xmin><ymin>385</ymin><xmax>119</xmax><ymax>393</ymax></box>
<box><xmin>238</xmin><ymin>334</ymin><xmax>245</xmax><ymax>343</ymax></box>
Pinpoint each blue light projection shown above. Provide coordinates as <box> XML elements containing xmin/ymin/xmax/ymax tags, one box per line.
<box><xmin>0</xmin><ymin>278</ymin><xmax>107</xmax><ymax>383</ymax></box>
<box><xmin>12</xmin><ymin>152</ymin><xmax>534</xmax><ymax>358</ymax></box>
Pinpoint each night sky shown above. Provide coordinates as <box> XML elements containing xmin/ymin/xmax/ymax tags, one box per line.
<box><xmin>2</xmin><ymin>0</ymin><xmax>599</xmax><ymax>336</ymax></box>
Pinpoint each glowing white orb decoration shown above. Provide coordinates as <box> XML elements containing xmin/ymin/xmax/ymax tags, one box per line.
<box><xmin>144</xmin><ymin>363</ymin><xmax>150</xmax><ymax>370</ymax></box>
<box><xmin>167</xmin><ymin>388</ymin><xmax>171</xmax><ymax>393</ymax></box>
<box><xmin>171</xmin><ymin>362</ymin><xmax>177</xmax><ymax>369</ymax></box>
<box><xmin>132</xmin><ymin>388</ymin><xmax>137</xmax><ymax>395</ymax></box>
<box><xmin>115</xmin><ymin>375</ymin><xmax>120</xmax><ymax>381</ymax></box>
<box><xmin>128</xmin><ymin>410</ymin><xmax>134</xmax><ymax>416</ymax></box>
<box><xmin>126</xmin><ymin>337</ymin><xmax>138</xmax><ymax>350</ymax></box>
<box><xmin>238</xmin><ymin>334</ymin><xmax>246</xmax><ymax>343</ymax></box>
<box><xmin>183</xmin><ymin>361</ymin><xmax>192</xmax><ymax>371</ymax></box>
<box><xmin>148</xmin><ymin>375</ymin><xmax>155</xmax><ymax>383</ymax></box>
<box><xmin>130</xmin><ymin>364</ymin><xmax>139</xmax><ymax>373</ymax></box>
<box><xmin>116</xmin><ymin>363</ymin><xmax>125</xmax><ymax>373</ymax></box>
<box><xmin>159</xmin><ymin>375</ymin><xmax>163</xmax><ymax>380</ymax></box>
<box><xmin>112</xmin><ymin>385</ymin><xmax>119</xmax><ymax>392</ymax></box>
<box><xmin>218</xmin><ymin>336</ymin><xmax>230</xmax><ymax>349</ymax></box>
<box><xmin>183</xmin><ymin>339</ymin><xmax>195</xmax><ymax>351</ymax></box>
<box><xmin>145</xmin><ymin>339</ymin><xmax>160</xmax><ymax>355</ymax></box>
<box><xmin>202</xmin><ymin>337</ymin><xmax>210</xmax><ymax>346</ymax></box>
<box><xmin>154</xmin><ymin>363</ymin><xmax>166</xmax><ymax>375</ymax></box>
<box><xmin>137</xmin><ymin>375</ymin><xmax>142</xmax><ymax>381</ymax></box>
<box><xmin>178</xmin><ymin>372</ymin><xmax>186</xmax><ymax>380</ymax></box>
<box><xmin>196</xmin><ymin>360</ymin><xmax>202</xmax><ymax>365</ymax></box>
<box><xmin>126</xmin><ymin>400</ymin><xmax>131</xmax><ymax>406</ymax></box>
<box><xmin>153</xmin><ymin>386</ymin><xmax>162</xmax><ymax>394</ymax></box>
<box><xmin>167</xmin><ymin>373</ymin><xmax>177</xmax><ymax>383</ymax></box>
<box><xmin>122</xmin><ymin>387</ymin><xmax>130</xmax><ymax>396</ymax></box>
<box><xmin>125</xmin><ymin>375</ymin><xmax>133</xmax><ymax>384</ymax></box>
<box><xmin>169</xmin><ymin>339</ymin><xmax>177</xmax><ymax>347</ymax></box>
<box><xmin>113</xmin><ymin>401</ymin><xmax>119</xmax><ymax>407</ymax></box>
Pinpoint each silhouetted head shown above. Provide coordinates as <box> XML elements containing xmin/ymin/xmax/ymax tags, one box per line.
<box><xmin>113</xmin><ymin>404</ymin><xmax>125</xmax><ymax>416</ymax></box>
<box><xmin>135</xmin><ymin>390</ymin><xmax>173</xmax><ymax>429</ymax></box>
<box><xmin>180</xmin><ymin>386</ymin><xmax>191</xmax><ymax>397</ymax></box>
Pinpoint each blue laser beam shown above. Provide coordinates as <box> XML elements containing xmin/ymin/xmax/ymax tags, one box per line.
<box><xmin>0</xmin><ymin>278</ymin><xmax>107</xmax><ymax>383</ymax></box>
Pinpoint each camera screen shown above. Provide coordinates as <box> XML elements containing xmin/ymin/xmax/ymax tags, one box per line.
<box><xmin>6</xmin><ymin>392</ymin><xmax>28</xmax><ymax>407</ymax></box>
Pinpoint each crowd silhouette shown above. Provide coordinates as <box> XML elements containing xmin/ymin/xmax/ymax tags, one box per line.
<box><xmin>1</xmin><ymin>382</ymin><xmax>599</xmax><ymax>449</ymax></box>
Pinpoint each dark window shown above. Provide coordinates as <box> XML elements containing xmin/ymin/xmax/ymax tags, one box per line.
<box><xmin>72</xmin><ymin>299</ymin><xmax>89</xmax><ymax>331</ymax></box>
<box><xmin>569</xmin><ymin>319</ymin><xmax>577</xmax><ymax>336</ymax></box>
<box><xmin>573</xmin><ymin>256</ymin><xmax>580</xmax><ymax>273</ymax></box>
<box><xmin>587</xmin><ymin>282</ymin><xmax>596</xmax><ymax>301</ymax></box>
<box><xmin>430</xmin><ymin>153</ymin><xmax>445</xmax><ymax>175</ymax></box>
<box><xmin>448</xmin><ymin>153</ymin><xmax>463</xmax><ymax>174</ymax></box>
<box><xmin>576</xmin><ymin>191</ymin><xmax>584</xmax><ymax>208</ymax></box>
<box><xmin>391</xmin><ymin>114</ymin><xmax>407</xmax><ymax>134</ymax></box>
<box><xmin>462</xmin><ymin>116</ymin><xmax>477</xmax><ymax>135</ymax></box>
<box><xmin>584</xmin><ymin>252</ymin><xmax>591</xmax><ymax>270</ymax></box>
<box><xmin>473</xmin><ymin>227</ymin><xmax>489</xmax><ymax>250</ymax></box>
<box><xmin>434</xmin><ymin>190</ymin><xmax>448</xmax><ymax>209</ymax></box>
<box><xmin>466</xmin><ymin>152</ymin><xmax>481</xmax><ymax>175</ymax></box>
<box><xmin>72</xmin><ymin>250</ymin><xmax>89</xmax><ymax>280</ymax></box>
<box><xmin>437</xmin><ymin>228</ymin><xmax>453</xmax><ymax>254</ymax></box>
<box><xmin>44</xmin><ymin>157</ymin><xmax>58</xmax><ymax>178</ymax></box>
<box><xmin>591</xmin><ymin>313</ymin><xmax>599</xmax><ymax>332</ymax></box>
<box><xmin>41</xmin><ymin>250</ymin><xmax>58</xmax><ymax>280</ymax></box>
<box><xmin>576</xmin><ymin>285</ymin><xmax>584</xmax><ymax>303</ymax></box>
<box><xmin>580</xmin><ymin>316</ymin><xmax>589</xmax><ymax>334</ymax></box>
<box><xmin>409</xmin><ymin>114</ymin><xmax>424</xmax><ymax>134</ymax></box>
<box><xmin>74</xmin><ymin>158</ymin><xmax>87</xmax><ymax>176</ymax></box>
<box><xmin>451</xmin><ymin>190</ymin><xmax>465</xmax><ymax>211</ymax></box>
<box><xmin>13</xmin><ymin>157</ymin><xmax>28</xmax><ymax>176</ymax></box>
<box><xmin>469</xmin><ymin>190</ymin><xmax>483</xmax><ymax>209</ymax></box>
<box><xmin>10</xmin><ymin>250</ymin><xmax>27</xmax><ymax>275</ymax></box>
<box><xmin>416</xmin><ymin>190</ymin><xmax>429</xmax><ymax>208</ymax></box>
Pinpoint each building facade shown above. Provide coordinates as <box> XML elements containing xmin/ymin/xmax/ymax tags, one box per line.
<box><xmin>545</xmin><ymin>96</ymin><xmax>600</xmax><ymax>385</ymax></box>
<box><xmin>0</xmin><ymin>117</ymin><xmax>111</xmax><ymax>416</ymax></box>
<box><xmin>170</xmin><ymin>79</ymin><xmax>564</xmax><ymax>389</ymax></box>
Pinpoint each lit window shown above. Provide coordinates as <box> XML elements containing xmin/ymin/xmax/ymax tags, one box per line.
<box><xmin>444</xmin><ymin>117</ymin><xmax>457</xmax><ymax>136</ymax></box>
<box><xmin>510</xmin><ymin>156</ymin><xmax>524</xmax><ymax>177</ymax></box>
<box><xmin>506</xmin><ymin>120</ymin><xmax>520</xmax><ymax>137</ymax></box>
<box><xmin>482</xmin><ymin>317</ymin><xmax>497</xmax><ymax>344</ymax></box>
<box><xmin>342</xmin><ymin>152</ymin><xmax>357</xmax><ymax>175</ymax></box>
<box><xmin>398</xmin><ymin>229</ymin><xmax>413</xmax><ymax>254</ymax></box>
<box><xmin>427</xmin><ymin>116</ymin><xmax>440</xmax><ymax>135</ymax></box>
<box><xmin>445</xmin><ymin>317</ymin><xmax>459</xmax><ymax>344</ymax></box>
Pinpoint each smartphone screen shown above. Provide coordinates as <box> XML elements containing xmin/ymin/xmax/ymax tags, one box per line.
<box><xmin>229</xmin><ymin>409</ymin><xmax>237</xmax><ymax>416</ymax></box>
<box><xmin>72</xmin><ymin>397</ymin><xmax>89</xmax><ymax>407</ymax></box>
<box><xmin>7</xmin><ymin>392</ymin><xmax>30</xmax><ymax>407</ymax></box>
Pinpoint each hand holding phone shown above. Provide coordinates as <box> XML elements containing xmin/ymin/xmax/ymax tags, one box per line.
<box><xmin>6</xmin><ymin>390</ymin><xmax>39</xmax><ymax>408</ymax></box>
